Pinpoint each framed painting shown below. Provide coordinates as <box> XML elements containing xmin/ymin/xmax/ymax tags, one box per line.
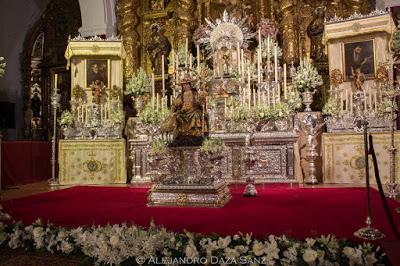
<box><xmin>86</xmin><ymin>59</ymin><xmax>108</xmax><ymax>87</ymax></box>
<box><xmin>343</xmin><ymin>40</ymin><xmax>375</xmax><ymax>81</ymax></box>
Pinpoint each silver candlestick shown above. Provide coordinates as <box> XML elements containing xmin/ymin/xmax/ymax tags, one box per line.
<box><xmin>48</xmin><ymin>87</ymin><xmax>61</xmax><ymax>186</ymax></box>
<box><xmin>353</xmin><ymin>90</ymin><xmax>385</xmax><ymax>240</ymax></box>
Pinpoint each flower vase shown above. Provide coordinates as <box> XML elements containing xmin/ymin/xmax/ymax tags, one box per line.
<box><xmin>133</xmin><ymin>96</ymin><xmax>145</xmax><ymax>114</ymax></box>
<box><xmin>301</xmin><ymin>90</ymin><xmax>315</xmax><ymax>112</ymax></box>
<box><xmin>62</xmin><ymin>126</ymin><xmax>71</xmax><ymax>139</ymax></box>
<box><xmin>275</xmin><ymin>119</ymin><xmax>289</xmax><ymax>131</ymax></box>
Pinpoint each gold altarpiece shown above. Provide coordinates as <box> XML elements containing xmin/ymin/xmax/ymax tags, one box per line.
<box><xmin>58</xmin><ymin>40</ymin><xmax>127</xmax><ymax>185</ymax></box>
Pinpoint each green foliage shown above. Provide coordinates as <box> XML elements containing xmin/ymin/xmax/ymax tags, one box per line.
<box><xmin>270</xmin><ymin>102</ymin><xmax>291</xmax><ymax>120</ymax></box>
<box><xmin>293</xmin><ymin>59</ymin><xmax>323</xmax><ymax>92</ymax></box>
<box><xmin>233</xmin><ymin>105</ymin><xmax>251</xmax><ymax>121</ymax></box>
<box><xmin>322</xmin><ymin>97</ymin><xmax>340</xmax><ymax>117</ymax></box>
<box><xmin>138</xmin><ymin>103</ymin><xmax>171</xmax><ymax>125</ymax></box>
<box><xmin>59</xmin><ymin>111</ymin><xmax>74</xmax><ymax>126</ymax></box>
<box><xmin>200</xmin><ymin>137</ymin><xmax>225</xmax><ymax>155</ymax></box>
<box><xmin>124</xmin><ymin>68</ymin><xmax>151</xmax><ymax>97</ymax></box>
<box><xmin>110</xmin><ymin>110</ymin><xmax>125</xmax><ymax>125</ymax></box>
<box><xmin>149</xmin><ymin>139</ymin><xmax>168</xmax><ymax>155</ymax></box>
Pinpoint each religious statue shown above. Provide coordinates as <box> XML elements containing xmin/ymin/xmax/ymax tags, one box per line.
<box><xmin>307</xmin><ymin>6</ymin><xmax>327</xmax><ymax>62</ymax></box>
<box><xmin>353</xmin><ymin>68</ymin><xmax>365</xmax><ymax>91</ymax></box>
<box><xmin>31</xmin><ymin>92</ymin><xmax>42</xmax><ymax>118</ymax></box>
<box><xmin>162</xmin><ymin>79</ymin><xmax>208</xmax><ymax>145</ymax></box>
<box><xmin>91</xmin><ymin>82</ymin><xmax>105</xmax><ymax>105</ymax></box>
<box><xmin>146</xmin><ymin>24</ymin><xmax>171</xmax><ymax>75</ymax></box>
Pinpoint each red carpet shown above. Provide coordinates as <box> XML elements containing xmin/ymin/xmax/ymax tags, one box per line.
<box><xmin>3</xmin><ymin>185</ymin><xmax>400</xmax><ymax>264</ymax></box>
<box><xmin>2</xmin><ymin>185</ymin><xmax>400</xmax><ymax>241</ymax></box>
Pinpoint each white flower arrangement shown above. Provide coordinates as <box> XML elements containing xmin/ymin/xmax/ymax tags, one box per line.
<box><xmin>293</xmin><ymin>59</ymin><xmax>323</xmax><ymax>92</ymax></box>
<box><xmin>0</xmin><ymin>57</ymin><xmax>6</xmax><ymax>78</ymax></box>
<box><xmin>322</xmin><ymin>97</ymin><xmax>340</xmax><ymax>117</ymax></box>
<box><xmin>138</xmin><ymin>103</ymin><xmax>171</xmax><ymax>125</ymax></box>
<box><xmin>261</xmin><ymin>38</ymin><xmax>282</xmax><ymax>60</ymax></box>
<box><xmin>271</xmin><ymin>102</ymin><xmax>292</xmax><ymax>120</ymax></box>
<box><xmin>286</xmin><ymin>89</ymin><xmax>302</xmax><ymax>110</ymax></box>
<box><xmin>110</xmin><ymin>110</ymin><xmax>125</xmax><ymax>125</ymax></box>
<box><xmin>378</xmin><ymin>98</ymin><xmax>397</xmax><ymax>114</ymax></box>
<box><xmin>124</xmin><ymin>67</ymin><xmax>151</xmax><ymax>97</ymax></box>
<box><xmin>200</xmin><ymin>137</ymin><xmax>225</xmax><ymax>155</ymax></box>
<box><xmin>58</xmin><ymin>111</ymin><xmax>74</xmax><ymax>126</ymax></box>
<box><xmin>0</xmin><ymin>220</ymin><xmax>387</xmax><ymax>265</ymax></box>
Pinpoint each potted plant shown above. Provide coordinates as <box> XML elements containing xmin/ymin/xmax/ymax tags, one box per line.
<box><xmin>292</xmin><ymin>59</ymin><xmax>323</xmax><ymax>111</ymax></box>
<box><xmin>124</xmin><ymin>67</ymin><xmax>151</xmax><ymax>113</ymax></box>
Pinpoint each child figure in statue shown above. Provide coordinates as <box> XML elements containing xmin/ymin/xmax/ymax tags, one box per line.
<box><xmin>162</xmin><ymin>79</ymin><xmax>208</xmax><ymax>146</ymax></box>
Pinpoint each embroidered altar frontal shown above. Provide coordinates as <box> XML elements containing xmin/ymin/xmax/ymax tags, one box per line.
<box><xmin>322</xmin><ymin>131</ymin><xmax>400</xmax><ymax>184</ymax></box>
<box><xmin>58</xmin><ymin>139</ymin><xmax>126</xmax><ymax>185</ymax></box>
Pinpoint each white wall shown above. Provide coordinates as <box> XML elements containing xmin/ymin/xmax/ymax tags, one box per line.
<box><xmin>0</xmin><ymin>0</ymin><xmax>49</xmax><ymax>139</ymax></box>
<box><xmin>78</xmin><ymin>0</ymin><xmax>117</xmax><ymax>37</ymax></box>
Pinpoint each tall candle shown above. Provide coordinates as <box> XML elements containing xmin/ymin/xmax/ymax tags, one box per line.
<box><xmin>185</xmin><ymin>38</ymin><xmax>189</xmax><ymax>67</ymax></box>
<box><xmin>237</xmin><ymin>42</ymin><xmax>241</xmax><ymax>76</ymax></box>
<box><xmin>162</xmin><ymin>55</ymin><xmax>165</xmax><ymax>97</ymax></box>
<box><xmin>374</xmin><ymin>91</ymin><xmax>377</xmax><ymax>112</ymax></box>
<box><xmin>171</xmin><ymin>51</ymin><xmax>175</xmax><ymax>72</ymax></box>
<box><xmin>189</xmin><ymin>54</ymin><xmax>193</xmax><ymax>70</ymax></box>
<box><xmin>349</xmin><ymin>90</ymin><xmax>353</xmax><ymax>114</ymax></box>
<box><xmin>283</xmin><ymin>63</ymin><xmax>287</xmax><ymax>99</ymax></box>
<box><xmin>151</xmin><ymin>73</ymin><xmax>155</xmax><ymax>108</ymax></box>
<box><xmin>156</xmin><ymin>93</ymin><xmax>159</xmax><ymax>111</ymax></box>
<box><xmin>197</xmin><ymin>44</ymin><xmax>200</xmax><ymax>72</ymax></box>
<box><xmin>274</xmin><ymin>46</ymin><xmax>278</xmax><ymax>82</ymax></box>
<box><xmin>241</xmin><ymin>49</ymin><xmax>245</xmax><ymax>81</ymax></box>
<box><xmin>257</xmin><ymin>47</ymin><xmax>261</xmax><ymax>84</ymax></box>
<box><xmin>54</xmin><ymin>74</ymin><xmax>58</xmax><ymax>88</ymax></box>
<box><xmin>267</xmin><ymin>37</ymin><xmax>270</xmax><ymax>72</ymax></box>
<box><xmin>369</xmin><ymin>89</ymin><xmax>372</xmax><ymax>110</ymax></box>
<box><xmin>248</xmin><ymin>67</ymin><xmax>251</xmax><ymax>110</ymax></box>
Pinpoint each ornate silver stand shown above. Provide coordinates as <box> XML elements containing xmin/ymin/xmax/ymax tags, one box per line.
<box><xmin>243</xmin><ymin>176</ymin><xmax>257</xmax><ymax>196</ymax></box>
<box><xmin>353</xmin><ymin>90</ymin><xmax>385</xmax><ymax>240</ymax></box>
<box><xmin>48</xmin><ymin>87</ymin><xmax>60</xmax><ymax>186</ymax></box>
<box><xmin>384</xmin><ymin>87</ymin><xmax>399</xmax><ymax>199</ymax></box>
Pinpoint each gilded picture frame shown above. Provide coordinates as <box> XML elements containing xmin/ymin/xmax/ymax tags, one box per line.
<box><xmin>343</xmin><ymin>39</ymin><xmax>376</xmax><ymax>81</ymax></box>
<box><xmin>86</xmin><ymin>59</ymin><xmax>108</xmax><ymax>88</ymax></box>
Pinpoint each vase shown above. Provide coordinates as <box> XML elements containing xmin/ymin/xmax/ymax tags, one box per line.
<box><xmin>301</xmin><ymin>90</ymin><xmax>315</xmax><ymax>112</ymax></box>
<box><xmin>132</xmin><ymin>96</ymin><xmax>145</xmax><ymax>113</ymax></box>
<box><xmin>275</xmin><ymin>119</ymin><xmax>289</xmax><ymax>131</ymax></box>
<box><xmin>62</xmin><ymin>126</ymin><xmax>71</xmax><ymax>139</ymax></box>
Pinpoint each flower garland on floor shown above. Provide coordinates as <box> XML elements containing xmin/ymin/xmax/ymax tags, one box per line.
<box><xmin>0</xmin><ymin>220</ymin><xmax>387</xmax><ymax>265</ymax></box>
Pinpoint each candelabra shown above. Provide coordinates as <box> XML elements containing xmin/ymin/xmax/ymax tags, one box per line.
<box><xmin>0</xmin><ymin>131</ymin><xmax>11</xmax><ymax>220</ymax></box>
<box><xmin>353</xmin><ymin>90</ymin><xmax>385</xmax><ymax>240</ymax></box>
<box><xmin>301</xmin><ymin>114</ymin><xmax>325</xmax><ymax>184</ymax></box>
<box><xmin>48</xmin><ymin>87</ymin><xmax>61</xmax><ymax>186</ymax></box>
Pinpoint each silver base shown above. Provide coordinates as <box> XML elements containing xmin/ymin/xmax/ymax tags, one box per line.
<box><xmin>47</xmin><ymin>178</ymin><xmax>59</xmax><ymax>186</ymax></box>
<box><xmin>354</xmin><ymin>226</ymin><xmax>385</xmax><ymax>240</ymax></box>
<box><xmin>386</xmin><ymin>182</ymin><xmax>398</xmax><ymax>199</ymax></box>
<box><xmin>148</xmin><ymin>181</ymin><xmax>231</xmax><ymax>207</ymax></box>
<box><xmin>243</xmin><ymin>184</ymin><xmax>257</xmax><ymax>196</ymax></box>
<box><xmin>304</xmin><ymin>176</ymin><xmax>318</xmax><ymax>185</ymax></box>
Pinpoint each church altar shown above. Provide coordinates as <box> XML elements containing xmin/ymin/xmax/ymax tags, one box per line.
<box><xmin>322</xmin><ymin>131</ymin><xmax>400</xmax><ymax>184</ymax></box>
<box><xmin>58</xmin><ymin>139</ymin><xmax>126</xmax><ymax>185</ymax></box>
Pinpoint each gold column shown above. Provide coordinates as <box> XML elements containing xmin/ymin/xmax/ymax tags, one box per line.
<box><xmin>175</xmin><ymin>0</ymin><xmax>195</xmax><ymax>42</ymax></box>
<box><xmin>116</xmin><ymin>0</ymin><xmax>140</xmax><ymax>79</ymax></box>
<box><xmin>278</xmin><ymin>0</ymin><xmax>298</xmax><ymax>65</ymax></box>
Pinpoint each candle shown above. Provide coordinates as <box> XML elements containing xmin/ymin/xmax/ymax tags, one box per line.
<box><xmin>237</xmin><ymin>42</ymin><xmax>241</xmax><ymax>76</ymax></box>
<box><xmin>340</xmin><ymin>92</ymin><xmax>344</xmax><ymax>111</ymax></box>
<box><xmin>185</xmin><ymin>38</ymin><xmax>188</xmax><ymax>67</ymax></box>
<box><xmin>283</xmin><ymin>63</ymin><xmax>287</xmax><ymax>99</ymax></box>
<box><xmin>162</xmin><ymin>55</ymin><xmax>165</xmax><ymax>97</ymax></box>
<box><xmin>224</xmin><ymin>98</ymin><xmax>227</xmax><ymax>116</ymax></box>
<box><xmin>248</xmin><ymin>67</ymin><xmax>251</xmax><ymax>110</ymax></box>
<box><xmin>172</xmin><ymin>51</ymin><xmax>175</xmax><ymax>73</ymax></box>
<box><xmin>197</xmin><ymin>44</ymin><xmax>200</xmax><ymax>72</ymax></box>
<box><xmin>156</xmin><ymin>93</ymin><xmax>159</xmax><ymax>111</ymax></box>
<box><xmin>253</xmin><ymin>89</ymin><xmax>256</xmax><ymax>107</ymax></box>
<box><xmin>267</xmin><ymin>37</ymin><xmax>270</xmax><ymax>72</ymax></box>
<box><xmin>364</xmin><ymin>88</ymin><xmax>367</xmax><ymax>111</ymax></box>
<box><xmin>274</xmin><ymin>46</ymin><xmax>278</xmax><ymax>82</ymax></box>
<box><xmin>241</xmin><ymin>49</ymin><xmax>245</xmax><ymax>81</ymax></box>
<box><xmin>257</xmin><ymin>44</ymin><xmax>261</xmax><ymax>84</ymax></box>
<box><xmin>151</xmin><ymin>73</ymin><xmax>155</xmax><ymax>108</ymax></box>
<box><xmin>277</xmin><ymin>83</ymin><xmax>281</xmax><ymax>102</ymax></box>
<box><xmin>349</xmin><ymin>90</ymin><xmax>353</xmax><ymax>114</ymax></box>
<box><xmin>54</xmin><ymin>74</ymin><xmax>58</xmax><ymax>88</ymax></box>
<box><xmin>189</xmin><ymin>54</ymin><xmax>193</xmax><ymax>70</ymax></box>
<box><xmin>345</xmin><ymin>89</ymin><xmax>348</xmax><ymax>112</ymax></box>
<box><xmin>369</xmin><ymin>89</ymin><xmax>372</xmax><ymax>110</ymax></box>
<box><xmin>374</xmin><ymin>91</ymin><xmax>377</xmax><ymax>112</ymax></box>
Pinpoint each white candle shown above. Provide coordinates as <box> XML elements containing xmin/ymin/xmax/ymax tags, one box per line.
<box><xmin>350</xmin><ymin>90</ymin><xmax>353</xmax><ymax>114</ymax></box>
<box><xmin>185</xmin><ymin>38</ymin><xmax>188</xmax><ymax>67</ymax></box>
<box><xmin>248</xmin><ymin>67</ymin><xmax>251</xmax><ymax>110</ymax></box>
<box><xmin>161</xmin><ymin>96</ymin><xmax>164</xmax><ymax>109</ymax></box>
<box><xmin>151</xmin><ymin>73</ymin><xmax>155</xmax><ymax>109</ymax></box>
<box><xmin>54</xmin><ymin>74</ymin><xmax>58</xmax><ymax>88</ymax></box>
<box><xmin>274</xmin><ymin>46</ymin><xmax>278</xmax><ymax>82</ymax></box>
<box><xmin>197</xmin><ymin>44</ymin><xmax>200</xmax><ymax>72</ymax></box>
<box><xmin>283</xmin><ymin>64</ymin><xmax>287</xmax><ymax>99</ymax></box>
<box><xmin>241</xmin><ymin>49</ymin><xmax>245</xmax><ymax>81</ymax></box>
<box><xmin>374</xmin><ymin>91</ymin><xmax>377</xmax><ymax>112</ymax></box>
<box><xmin>156</xmin><ymin>93</ymin><xmax>159</xmax><ymax>111</ymax></box>
<box><xmin>237</xmin><ymin>42</ymin><xmax>241</xmax><ymax>76</ymax></box>
<box><xmin>267</xmin><ymin>37</ymin><xmax>270</xmax><ymax>72</ymax></box>
<box><xmin>172</xmin><ymin>51</ymin><xmax>175</xmax><ymax>72</ymax></box>
<box><xmin>162</xmin><ymin>55</ymin><xmax>165</xmax><ymax>97</ymax></box>
<box><xmin>369</xmin><ymin>89</ymin><xmax>372</xmax><ymax>110</ymax></box>
<box><xmin>277</xmin><ymin>83</ymin><xmax>281</xmax><ymax>102</ymax></box>
<box><xmin>257</xmin><ymin>47</ymin><xmax>261</xmax><ymax>84</ymax></box>
<box><xmin>189</xmin><ymin>54</ymin><xmax>193</xmax><ymax>70</ymax></box>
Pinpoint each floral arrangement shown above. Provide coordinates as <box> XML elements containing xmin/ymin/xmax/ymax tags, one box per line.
<box><xmin>378</xmin><ymin>98</ymin><xmax>397</xmax><ymax>114</ymax></box>
<box><xmin>0</xmin><ymin>220</ymin><xmax>387</xmax><ymax>265</ymax></box>
<box><xmin>110</xmin><ymin>110</ymin><xmax>125</xmax><ymax>125</ymax></box>
<box><xmin>293</xmin><ymin>59</ymin><xmax>323</xmax><ymax>92</ymax></box>
<box><xmin>58</xmin><ymin>111</ymin><xmax>74</xmax><ymax>127</ymax></box>
<box><xmin>192</xmin><ymin>62</ymin><xmax>213</xmax><ymax>90</ymax></box>
<box><xmin>260</xmin><ymin>38</ymin><xmax>282</xmax><ymax>60</ymax></box>
<box><xmin>109</xmin><ymin>85</ymin><xmax>122</xmax><ymax>99</ymax></box>
<box><xmin>286</xmin><ymin>90</ymin><xmax>302</xmax><ymax>111</ymax></box>
<box><xmin>254</xmin><ymin>105</ymin><xmax>272</xmax><ymax>120</ymax></box>
<box><xmin>139</xmin><ymin>103</ymin><xmax>171</xmax><ymax>125</ymax></box>
<box><xmin>200</xmin><ymin>137</ymin><xmax>225</xmax><ymax>155</ymax></box>
<box><xmin>71</xmin><ymin>85</ymin><xmax>86</xmax><ymax>101</ymax></box>
<box><xmin>176</xmin><ymin>43</ymin><xmax>187</xmax><ymax>66</ymax></box>
<box><xmin>149</xmin><ymin>139</ymin><xmax>168</xmax><ymax>155</ymax></box>
<box><xmin>0</xmin><ymin>56</ymin><xmax>6</xmax><ymax>78</ymax></box>
<box><xmin>323</xmin><ymin>97</ymin><xmax>340</xmax><ymax>117</ymax></box>
<box><xmin>124</xmin><ymin>68</ymin><xmax>151</xmax><ymax>97</ymax></box>
<box><xmin>271</xmin><ymin>102</ymin><xmax>292</xmax><ymax>120</ymax></box>
<box><xmin>258</xmin><ymin>18</ymin><xmax>279</xmax><ymax>40</ymax></box>
<box><xmin>233</xmin><ymin>105</ymin><xmax>250</xmax><ymax>121</ymax></box>
<box><xmin>391</xmin><ymin>23</ymin><xmax>400</xmax><ymax>54</ymax></box>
